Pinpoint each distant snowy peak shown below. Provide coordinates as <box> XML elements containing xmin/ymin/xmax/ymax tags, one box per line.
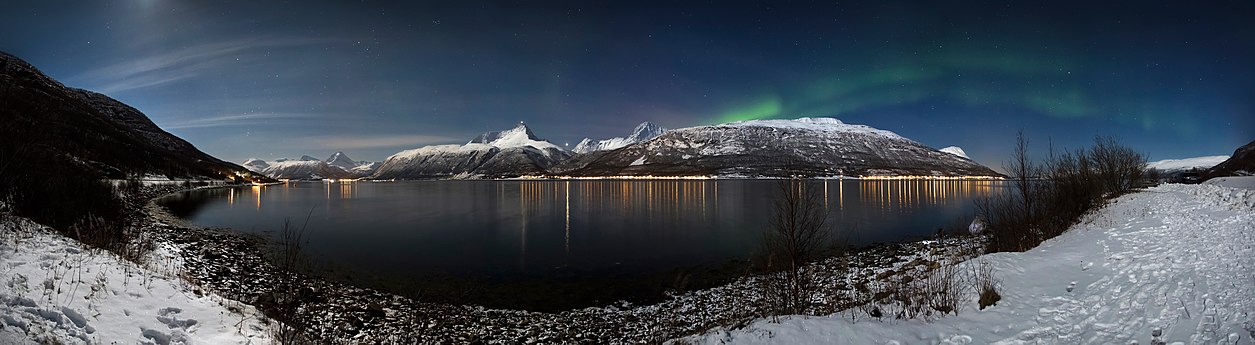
<box><xmin>627</xmin><ymin>122</ymin><xmax>665</xmax><ymax>142</ymax></box>
<box><xmin>1148</xmin><ymin>155</ymin><xmax>1230</xmax><ymax>172</ymax></box>
<box><xmin>242</xmin><ymin>158</ymin><xmax>270</xmax><ymax>173</ymax></box>
<box><xmin>325</xmin><ymin>151</ymin><xmax>358</xmax><ymax>170</ymax></box>
<box><xmin>467</xmin><ymin>122</ymin><xmax>565</xmax><ymax>154</ymax></box>
<box><xmin>939</xmin><ymin>146</ymin><xmax>970</xmax><ymax>159</ymax></box>
<box><xmin>573</xmin><ymin>122</ymin><xmax>667</xmax><ymax>154</ymax></box>
<box><xmin>299</xmin><ymin>155</ymin><xmax>319</xmax><ymax>161</ymax></box>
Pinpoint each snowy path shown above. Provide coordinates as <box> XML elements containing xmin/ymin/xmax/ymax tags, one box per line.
<box><xmin>0</xmin><ymin>217</ymin><xmax>272</xmax><ymax>344</ymax></box>
<box><xmin>684</xmin><ymin>183</ymin><xmax>1255</xmax><ymax>344</ymax></box>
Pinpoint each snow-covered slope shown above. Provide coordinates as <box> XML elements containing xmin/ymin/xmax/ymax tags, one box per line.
<box><xmin>371</xmin><ymin>123</ymin><xmax>571</xmax><ymax>179</ymax></box>
<box><xmin>241</xmin><ymin>158</ymin><xmax>270</xmax><ymax>173</ymax></box>
<box><xmin>559</xmin><ymin>117</ymin><xmax>1000</xmax><ymax>178</ymax></box>
<box><xmin>260</xmin><ymin>160</ymin><xmax>355</xmax><ymax>180</ymax></box>
<box><xmin>1148</xmin><ymin>155</ymin><xmax>1228</xmax><ymax>172</ymax></box>
<box><xmin>573</xmin><ymin>122</ymin><xmax>666</xmax><ymax>154</ymax></box>
<box><xmin>683</xmin><ymin>183</ymin><xmax>1255</xmax><ymax>344</ymax></box>
<box><xmin>0</xmin><ymin>215</ymin><xmax>273</xmax><ymax>343</ymax></box>
<box><xmin>939</xmin><ymin>146</ymin><xmax>970</xmax><ymax>159</ymax></box>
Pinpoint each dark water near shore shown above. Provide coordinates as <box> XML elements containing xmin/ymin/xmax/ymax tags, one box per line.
<box><xmin>158</xmin><ymin>179</ymin><xmax>999</xmax><ymax>310</ymax></box>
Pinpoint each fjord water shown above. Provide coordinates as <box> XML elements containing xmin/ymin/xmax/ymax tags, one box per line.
<box><xmin>158</xmin><ymin>180</ymin><xmax>998</xmax><ymax>309</ymax></box>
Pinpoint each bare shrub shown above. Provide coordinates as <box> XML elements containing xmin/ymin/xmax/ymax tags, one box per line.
<box><xmin>265</xmin><ymin>213</ymin><xmax>316</xmax><ymax>344</ymax></box>
<box><xmin>979</xmin><ymin>134</ymin><xmax>1147</xmax><ymax>252</ymax></box>
<box><xmin>758</xmin><ymin>179</ymin><xmax>832</xmax><ymax>318</ymax></box>
<box><xmin>971</xmin><ymin>259</ymin><xmax>1000</xmax><ymax>310</ymax></box>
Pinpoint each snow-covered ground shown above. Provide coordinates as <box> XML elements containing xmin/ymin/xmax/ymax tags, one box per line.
<box><xmin>0</xmin><ymin>216</ymin><xmax>273</xmax><ymax>344</ymax></box>
<box><xmin>1205</xmin><ymin>176</ymin><xmax>1255</xmax><ymax>190</ymax></box>
<box><xmin>681</xmin><ymin>183</ymin><xmax>1255</xmax><ymax>344</ymax></box>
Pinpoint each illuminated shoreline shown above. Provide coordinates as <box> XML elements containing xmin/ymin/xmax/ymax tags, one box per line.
<box><xmin>275</xmin><ymin>175</ymin><xmax>1005</xmax><ymax>183</ymax></box>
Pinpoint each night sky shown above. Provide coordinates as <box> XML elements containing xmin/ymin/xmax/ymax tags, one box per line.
<box><xmin>2</xmin><ymin>1</ymin><xmax>1252</xmax><ymax>169</ymax></box>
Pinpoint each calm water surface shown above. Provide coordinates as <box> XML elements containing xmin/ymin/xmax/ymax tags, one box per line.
<box><xmin>158</xmin><ymin>179</ymin><xmax>1000</xmax><ymax>308</ymax></box>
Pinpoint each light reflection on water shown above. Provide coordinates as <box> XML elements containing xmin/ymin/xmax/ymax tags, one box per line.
<box><xmin>158</xmin><ymin>179</ymin><xmax>1000</xmax><ymax>281</ymax></box>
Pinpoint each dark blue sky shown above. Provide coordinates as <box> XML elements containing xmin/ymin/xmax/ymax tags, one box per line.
<box><xmin>2</xmin><ymin>1</ymin><xmax>1252</xmax><ymax>168</ymax></box>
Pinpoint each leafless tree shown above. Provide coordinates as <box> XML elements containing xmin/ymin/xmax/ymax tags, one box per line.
<box><xmin>760</xmin><ymin>179</ymin><xmax>831</xmax><ymax>317</ymax></box>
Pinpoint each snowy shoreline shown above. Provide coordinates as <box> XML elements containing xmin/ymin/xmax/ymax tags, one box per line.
<box><xmin>5</xmin><ymin>182</ymin><xmax>985</xmax><ymax>343</ymax></box>
<box><xmin>12</xmin><ymin>181</ymin><xmax>1248</xmax><ymax>343</ymax></box>
<box><xmin>681</xmin><ymin>181</ymin><xmax>1255</xmax><ymax>344</ymax></box>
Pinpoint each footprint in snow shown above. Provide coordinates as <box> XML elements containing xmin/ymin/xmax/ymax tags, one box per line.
<box><xmin>157</xmin><ymin>307</ymin><xmax>197</xmax><ymax>330</ymax></box>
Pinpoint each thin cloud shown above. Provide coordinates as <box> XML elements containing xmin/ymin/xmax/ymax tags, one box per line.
<box><xmin>67</xmin><ymin>36</ymin><xmax>331</xmax><ymax>94</ymax></box>
<box><xmin>162</xmin><ymin>112</ymin><xmax>322</xmax><ymax>129</ymax></box>
<box><xmin>294</xmin><ymin>135</ymin><xmax>459</xmax><ymax>150</ymax></box>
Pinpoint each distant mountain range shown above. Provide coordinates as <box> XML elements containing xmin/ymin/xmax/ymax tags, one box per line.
<box><xmin>0</xmin><ymin>51</ymin><xmax>1003</xmax><ymax>183</ymax></box>
<box><xmin>242</xmin><ymin>152</ymin><xmax>378</xmax><ymax>180</ymax></box>
<box><xmin>1147</xmin><ymin>155</ymin><xmax>1229</xmax><ymax>173</ymax></box>
<box><xmin>357</xmin><ymin>117</ymin><xmax>1002</xmax><ymax>179</ymax></box>
<box><xmin>556</xmin><ymin>118</ymin><xmax>999</xmax><ymax>178</ymax></box>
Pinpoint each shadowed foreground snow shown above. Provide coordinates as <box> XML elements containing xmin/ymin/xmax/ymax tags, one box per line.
<box><xmin>682</xmin><ymin>183</ymin><xmax>1254</xmax><ymax>344</ymax></box>
<box><xmin>0</xmin><ymin>217</ymin><xmax>272</xmax><ymax>344</ymax></box>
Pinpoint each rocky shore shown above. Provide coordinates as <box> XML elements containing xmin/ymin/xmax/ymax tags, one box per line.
<box><xmin>137</xmin><ymin>184</ymin><xmax>982</xmax><ymax>343</ymax></box>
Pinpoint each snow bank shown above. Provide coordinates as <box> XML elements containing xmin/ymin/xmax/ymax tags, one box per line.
<box><xmin>0</xmin><ymin>217</ymin><xmax>273</xmax><ymax>344</ymax></box>
<box><xmin>681</xmin><ymin>183</ymin><xmax>1255</xmax><ymax>344</ymax></box>
<box><xmin>1204</xmin><ymin>176</ymin><xmax>1255</xmax><ymax>190</ymax></box>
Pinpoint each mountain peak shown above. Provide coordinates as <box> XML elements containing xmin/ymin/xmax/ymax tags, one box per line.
<box><xmin>299</xmin><ymin>155</ymin><xmax>320</xmax><ymax>161</ymax></box>
<box><xmin>572</xmin><ymin>122</ymin><xmax>667</xmax><ymax>154</ymax></box>
<box><xmin>326</xmin><ymin>151</ymin><xmax>358</xmax><ymax>170</ymax></box>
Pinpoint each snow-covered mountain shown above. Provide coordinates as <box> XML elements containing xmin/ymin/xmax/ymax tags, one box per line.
<box><xmin>939</xmin><ymin>146</ymin><xmax>970</xmax><ymax>159</ymax></box>
<box><xmin>242</xmin><ymin>158</ymin><xmax>270</xmax><ymax>173</ymax></box>
<box><xmin>261</xmin><ymin>160</ymin><xmax>356</xmax><ymax>180</ymax></box>
<box><xmin>242</xmin><ymin>152</ymin><xmax>378</xmax><ymax>180</ymax></box>
<box><xmin>572</xmin><ymin>122</ymin><xmax>666</xmax><ymax>154</ymax></box>
<box><xmin>371</xmin><ymin>122</ymin><xmax>570</xmax><ymax>179</ymax></box>
<box><xmin>1147</xmin><ymin>155</ymin><xmax>1228</xmax><ymax>172</ymax></box>
<box><xmin>558</xmin><ymin>117</ymin><xmax>1001</xmax><ymax>178</ymax></box>
<box><xmin>324</xmin><ymin>151</ymin><xmax>378</xmax><ymax>175</ymax></box>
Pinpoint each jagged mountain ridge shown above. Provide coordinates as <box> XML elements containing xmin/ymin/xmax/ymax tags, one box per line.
<box><xmin>370</xmin><ymin>123</ymin><xmax>570</xmax><ymax>179</ymax></box>
<box><xmin>0</xmin><ymin>51</ymin><xmax>263</xmax><ymax>181</ymax></box>
<box><xmin>242</xmin><ymin>151</ymin><xmax>378</xmax><ymax>180</ymax></box>
<box><xmin>559</xmin><ymin>117</ymin><xmax>1001</xmax><ymax>178</ymax></box>
<box><xmin>573</xmin><ymin>122</ymin><xmax>666</xmax><ymax>154</ymax></box>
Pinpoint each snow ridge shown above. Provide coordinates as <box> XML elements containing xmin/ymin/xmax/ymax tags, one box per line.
<box><xmin>939</xmin><ymin>146</ymin><xmax>970</xmax><ymax>159</ymax></box>
<box><xmin>573</xmin><ymin>122</ymin><xmax>666</xmax><ymax>154</ymax></box>
<box><xmin>712</xmin><ymin>117</ymin><xmax>906</xmax><ymax>141</ymax></box>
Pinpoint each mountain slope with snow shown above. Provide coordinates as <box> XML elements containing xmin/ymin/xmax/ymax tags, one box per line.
<box><xmin>1148</xmin><ymin>155</ymin><xmax>1228</xmax><ymax>172</ymax></box>
<box><xmin>371</xmin><ymin>123</ymin><xmax>570</xmax><ymax>179</ymax></box>
<box><xmin>259</xmin><ymin>160</ymin><xmax>355</xmax><ymax>180</ymax></box>
<box><xmin>560</xmin><ymin>117</ymin><xmax>1000</xmax><ymax>177</ymax></box>
<box><xmin>939</xmin><ymin>146</ymin><xmax>970</xmax><ymax>159</ymax></box>
<box><xmin>573</xmin><ymin>122</ymin><xmax>666</xmax><ymax>154</ymax></box>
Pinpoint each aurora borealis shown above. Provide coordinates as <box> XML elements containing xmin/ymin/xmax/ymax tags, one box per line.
<box><xmin>1</xmin><ymin>1</ymin><xmax>1251</xmax><ymax>168</ymax></box>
